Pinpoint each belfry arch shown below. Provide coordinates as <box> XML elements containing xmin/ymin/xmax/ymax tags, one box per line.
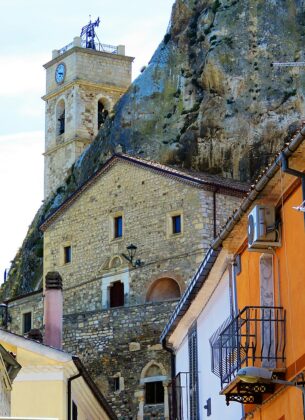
<box><xmin>97</xmin><ymin>98</ymin><xmax>109</xmax><ymax>129</ymax></box>
<box><xmin>56</xmin><ymin>99</ymin><xmax>65</xmax><ymax>136</ymax></box>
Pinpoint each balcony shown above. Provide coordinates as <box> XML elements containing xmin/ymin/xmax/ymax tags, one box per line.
<box><xmin>210</xmin><ymin>306</ymin><xmax>286</xmax><ymax>405</ymax></box>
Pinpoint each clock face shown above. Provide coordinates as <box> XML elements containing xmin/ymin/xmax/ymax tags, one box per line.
<box><xmin>55</xmin><ymin>63</ymin><xmax>66</xmax><ymax>84</ymax></box>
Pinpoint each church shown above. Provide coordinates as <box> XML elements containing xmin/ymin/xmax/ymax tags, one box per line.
<box><xmin>1</xmin><ymin>21</ymin><xmax>248</xmax><ymax>419</ymax></box>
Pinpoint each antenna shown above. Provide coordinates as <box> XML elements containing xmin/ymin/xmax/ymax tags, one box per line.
<box><xmin>272</xmin><ymin>60</ymin><xmax>305</xmax><ymax>76</ymax></box>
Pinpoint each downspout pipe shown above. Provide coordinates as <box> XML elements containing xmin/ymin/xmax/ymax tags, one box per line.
<box><xmin>281</xmin><ymin>152</ymin><xmax>305</xmax><ymax>226</ymax></box>
<box><xmin>67</xmin><ymin>373</ymin><xmax>81</xmax><ymax>420</ymax></box>
<box><xmin>162</xmin><ymin>338</ymin><xmax>177</xmax><ymax>419</ymax></box>
<box><xmin>213</xmin><ymin>189</ymin><xmax>217</xmax><ymax>239</ymax></box>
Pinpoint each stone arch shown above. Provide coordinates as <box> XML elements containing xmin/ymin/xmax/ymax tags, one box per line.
<box><xmin>140</xmin><ymin>360</ymin><xmax>167</xmax><ymax>380</ymax></box>
<box><xmin>97</xmin><ymin>95</ymin><xmax>111</xmax><ymax>130</ymax></box>
<box><xmin>146</xmin><ymin>277</ymin><xmax>181</xmax><ymax>303</ymax></box>
<box><xmin>137</xmin><ymin>361</ymin><xmax>169</xmax><ymax>419</ymax></box>
<box><xmin>55</xmin><ymin>98</ymin><xmax>66</xmax><ymax>136</ymax></box>
<box><xmin>109</xmin><ymin>255</ymin><xmax>123</xmax><ymax>269</ymax></box>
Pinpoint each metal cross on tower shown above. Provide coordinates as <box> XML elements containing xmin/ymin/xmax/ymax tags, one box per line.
<box><xmin>80</xmin><ymin>17</ymin><xmax>101</xmax><ymax>50</ymax></box>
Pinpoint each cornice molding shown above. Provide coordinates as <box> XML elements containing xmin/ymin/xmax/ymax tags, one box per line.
<box><xmin>42</xmin><ymin>79</ymin><xmax>127</xmax><ymax>102</ymax></box>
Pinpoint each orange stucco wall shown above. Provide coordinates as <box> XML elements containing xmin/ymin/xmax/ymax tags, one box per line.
<box><xmin>235</xmin><ymin>185</ymin><xmax>305</xmax><ymax>419</ymax></box>
<box><xmin>251</xmin><ymin>387</ymin><xmax>303</xmax><ymax>420</ymax></box>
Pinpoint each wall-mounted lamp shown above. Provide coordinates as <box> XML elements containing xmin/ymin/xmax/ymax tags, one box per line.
<box><xmin>237</xmin><ymin>367</ymin><xmax>305</xmax><ymax>418</ymax></box>
<box><xmin>122</xmin><ymin>244</ymin><xmax>143</xmax><ymax>268</ymax></box>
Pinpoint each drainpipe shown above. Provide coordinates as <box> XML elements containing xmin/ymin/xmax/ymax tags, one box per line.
<box><xmin>281</xmin><ymin>152</ymin><xmax>305</xmax><ymax>226</ymax></box>
<box><xmin>67</xmin><ymin>372</ymin><xmax>81</xmax><ymax>420</ymax></box>
<box><xmin>162</xmin><ymin>338</ymin><xmax>176</xmax><ymax>419</ymax></box>
<box><xmin>213</xmin><ymin>189</ymin><xmax>217</xmax><ymax>239</ymax></box>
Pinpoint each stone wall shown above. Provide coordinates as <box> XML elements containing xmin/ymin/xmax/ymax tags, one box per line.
<box><xmin>43</xmin><ymin>160</ymin><xmax>242</xmax><ymax>293</ymax></box>
<box><xmin>43</xmin><ymin>45</ymin><xmax>133</xmax><ymax>198</ymax></box>
<box><xmin>45</xmin><ymin>47</ymin><xmax>133</xmax><ymax>94</ymax></box>
<box><xmin>44</xmin><ymin>82</ymin><xmax>124</xmax><ymax>198</ymax></box>
<box><xmin>63</xmin><ymin>300</ymin><xmax>178</xmax><ymax>419</ymax></box>
<box><xmin>6</xmin><ymin>159</ymin><xmax>244</xmax><ymax>418</ymax></box>
<box><xmin>7</xmin><ymin>291</ymin><xmax>43</xmax><ymax>335</ymax></box>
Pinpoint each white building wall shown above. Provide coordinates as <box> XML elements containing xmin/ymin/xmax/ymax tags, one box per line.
<box><xmin>174</xmin><ymin>269</ymin><xmax>242</xmax><ymax>420</ymax></box>
<box><xmin>197</xmin><ymin>270</ymin><xmax>242</xmax><ymax>420</ymax></box>
<box><xmin>175</xmin><ymin>336</ymin><xmax>190</xmax><ymax>419</ymax></box>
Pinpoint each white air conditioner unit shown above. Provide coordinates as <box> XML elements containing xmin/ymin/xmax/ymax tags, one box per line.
<box><xmin>247</xmin><ymin>205</ymin><xmax>280</xmax><ymax>250</ymax></box>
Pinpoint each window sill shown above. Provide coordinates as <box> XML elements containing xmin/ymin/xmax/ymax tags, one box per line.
<box><xmin>168</xmin><ymin>232</ymin><xmax>183</xmax><ymax>239</ymax></box>
<box><xmin>110</xmin><ymin>236</ymin><xmax>124</xmax><ymax>243</ymax></box>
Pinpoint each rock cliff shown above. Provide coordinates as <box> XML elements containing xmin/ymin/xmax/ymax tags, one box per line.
<box><xmin>2</xmin><ymin>0</ymin><xmax>305</xmax><ymax>298</ymax></box>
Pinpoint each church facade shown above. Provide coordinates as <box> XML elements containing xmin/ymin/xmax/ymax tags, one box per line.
<box><xmin>5</xmin><ymin>153</ymin><xmax>247</xmax><ymax>418</ymax></box>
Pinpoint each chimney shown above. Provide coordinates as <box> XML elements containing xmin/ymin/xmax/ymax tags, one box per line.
<box><xmin>44</xmin><ymin>272</ymin><xmax>63</xmax><ymax>349</ymax></box>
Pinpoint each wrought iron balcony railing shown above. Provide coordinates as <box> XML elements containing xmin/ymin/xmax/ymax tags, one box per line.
<box><xmin>210</xmin><ymin>306</ymin><xmax>286</xmax><ymax>391</ymax></box>
<box><xmin>58</xmin><ymin>40</ymin><xmax>118</xmax><ymax>56</ymax></box>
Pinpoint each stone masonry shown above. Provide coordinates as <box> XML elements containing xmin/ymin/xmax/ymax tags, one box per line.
<box><xmin>6</xmin><ymin>155</ymin><xmax>246</xmax><ymax>418</ymax></box>
<box><xmin>43</xmin><ymin>37</ymin><xmax>134</xmax><ymax>198</ymax></box>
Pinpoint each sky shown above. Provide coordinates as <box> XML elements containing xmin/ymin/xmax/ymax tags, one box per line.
<box><xmin>0</xmin><ymin>0</ymin><xmax>174</xmax><ymax>282</ymax></box>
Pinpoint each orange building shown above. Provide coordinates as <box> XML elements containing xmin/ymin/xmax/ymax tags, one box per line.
<box><xmin>162</xmin><ymin>122</ymin><xmax>305</xmax><ymax>420</ymax></box>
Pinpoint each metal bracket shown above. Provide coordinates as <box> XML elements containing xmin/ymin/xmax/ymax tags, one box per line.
<box><xmin>281</xmin><ymin>152</ymin><xmax>305</xmax><ymax>226</ymax></box>
<box><xmin>204</xmin><ymin>398</ymin><xmax>212</xmax><ymax>416</ymax></box>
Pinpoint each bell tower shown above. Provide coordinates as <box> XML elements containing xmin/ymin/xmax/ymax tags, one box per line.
<box><xmin>42</xmin><ymin>18</ymin><xmax>134</xmax><ymax>198</ymax></box>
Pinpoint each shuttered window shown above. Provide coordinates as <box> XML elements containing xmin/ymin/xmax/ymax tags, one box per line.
<box><xmin>188</xmin><ymin>323</ymin><xmax>199</xmax><ymax>419</ymax></box>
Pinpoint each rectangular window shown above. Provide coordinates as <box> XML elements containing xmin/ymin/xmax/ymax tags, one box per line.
<box><xmin>110</xmin><ymin>377</ymin><xmax>120</xmax><ymax>392</ymax></box>
<box><xmin>23</xmin><ymin>312</ymin><xmax>32</xmax><ymax>334</ymax></box>
<box><xmin>145</xmin><ymin>381</ymin><xmax>164</xmax><ymax>404</ymax></box>
<box><xmin>114</xmin><ymin>216</ymin><xmax>123</xmax><ymax>238</ymax></box>
<box><xmin>188</xmin><ymin>323</ymin><xmax>199</xmax><ymax>419</ymax></box>
<box><xmin>72</xmin><ymin>401</ymin><xmax>78</xmax><ymax>420</ymax></box>
<box><xmin>64</xmin><ymin>245</ymin><xmax>71</xmax><ymax>264</ymax></box>
<box><xmin>172</xmin><ymin>215</ymin><xmax>181</xmax><ymax>234</ymax></box>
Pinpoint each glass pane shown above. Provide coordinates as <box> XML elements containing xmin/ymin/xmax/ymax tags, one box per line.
<box><xmin>115</xmin><ymin>216</ymin><xmax>123</xmax><ymax>238</ymax></box>
<box><xmin>64</xmin><ymin>246</ymin><xmax>71</xmax><ymax>263</ymax></box>
<box><xmin>145</xmin><ymin>381</ymin><xmax>164</xmax><ymax>404</ymax></box>
<box><xmin>172</xmin><ymin>215</ymin><xmax>181</xmax><ymax>234</ymax></box>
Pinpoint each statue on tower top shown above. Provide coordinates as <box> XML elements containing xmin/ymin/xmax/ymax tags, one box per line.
<box><xmin>80</xmin><ymin>17</ymin><xmax>101</xmax><ymax>50</ymax></box>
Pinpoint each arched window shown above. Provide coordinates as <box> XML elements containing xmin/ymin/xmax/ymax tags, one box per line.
<box><xmin>56</xmin><ymin>99</ymin><xmax>65</xmax><ymax>136</ymax></box>
<box><xmin>142</xmin><ymin>364</ymin><xmax>165</xmax><ymax>405</ymax></box>
<box><xmin>97</xmin><ymin>99</ymin><xmax>108</xmax><ymax>129</ymax></box>
<box><xmin>146</xmin><ymin>278</ymin><xmax>181</xmax><ymax>303</ymax></box>
<box><xmin>109</xmin><ymin>281</ymin><xmax>124</xmax><ymax>308</ymax></box>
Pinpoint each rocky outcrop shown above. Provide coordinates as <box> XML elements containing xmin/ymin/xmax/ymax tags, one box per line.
<box><xmin>2</xmin><ymin>0</ymin><xmax>305</xmax><ymax>298</ymax></box>
<box><xmin>76</xmin><ymin>0</ymin><xmax>305</xmax><ymax>183</ymax></box>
